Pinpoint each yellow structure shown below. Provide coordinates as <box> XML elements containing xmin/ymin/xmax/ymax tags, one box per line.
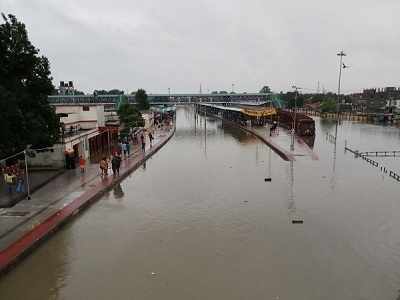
<box><xmin>241</xmin><ymin>107</ymin><xmax>277</xmax><ymax>118</ymax></box>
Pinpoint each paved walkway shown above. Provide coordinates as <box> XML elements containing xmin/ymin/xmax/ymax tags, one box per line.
<box><xmin>0</xmin><ymin>170</ymin><xmax>65</xmax><ymax>208</ymax></box>
<box><xmin>0</xmin><ymin>126</ymin><xmax>175</xmax><ymax>273</ymax></box>
<box><xmin>252</xmin><ymin>126</ymin><xmax>319</xmax><ymax>160</ymax></box>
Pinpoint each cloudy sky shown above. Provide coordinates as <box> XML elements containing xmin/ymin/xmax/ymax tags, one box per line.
<box><xmin>2</xmin><ymin>0</ymin><xmax>400</xmax><ymax>94</ymax></box>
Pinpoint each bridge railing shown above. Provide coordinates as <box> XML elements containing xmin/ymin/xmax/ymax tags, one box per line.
<box><xmin>48</xmin><ymin>93</ymin><xmax>271</xmax><ymax>105</ymax></box>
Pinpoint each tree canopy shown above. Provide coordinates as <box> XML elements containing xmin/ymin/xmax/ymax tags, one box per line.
<box><xmin>320</xmin><ymin>99</ymin><xmax>337</xmax><ymax>113</ymax></box>
<box><xmin>0</xmin><ymin>14</ymin><xmax>60</xmax><ymax>159</ymax></box>
<box><xmin>281</xmin><ymin>92</ymin><xmax>304</xmax><ymax>109</ymax></box>
<box><xmin>135</xmin><ymin>89</ymin><xmax>150</xmax><ymax>110</ymax></box>
<box><xmin>259</xmin><ymin>86</ymin><xmax>271</xmax><ymax>93</ymax></box>
<box><xmin>117</xmin><ymin>101</ymin><xmax>144</xmax><ymax>137</ymax></box>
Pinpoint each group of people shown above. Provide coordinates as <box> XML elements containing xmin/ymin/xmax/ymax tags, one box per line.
<box><xmin>99</xmin><ymin>154</ymin><xmax>122</xmax><ymax>177</ymax></box>
<box><xmin>1</xmin><ymin>164</ymin><xmax>25</xmax><ymax>194</ymax></box>
<box><xmin>99</xmin><ymin>130</ymin><xmax>155</xmax><ymax>177</ymax></box>
<box><xmin>131</xmin><ymin>130</ymin><xmax>154</xmax><ymax>152</ymax></box>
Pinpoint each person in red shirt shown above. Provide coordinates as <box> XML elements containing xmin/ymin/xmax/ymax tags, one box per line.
<box><xmin>79</xmin><ymin>155</ymin><xmax>86</xmax><ymax>173</ymax></box>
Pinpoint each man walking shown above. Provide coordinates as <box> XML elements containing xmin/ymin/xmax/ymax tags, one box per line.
<box><xmin>148</xmin><ymin>131</ymin><xmax>154</xmax><ymax>147</ymax></box>
<box><xmin>140</xmin><ymin>133</ymin><xmax>146</xmax><ymax>153</ymax></box>
<box><xmin>125</xmin><ymin>141</ymin><xmax>130</xmax><ymax>156</ymax></box>
<box><xmin>111</xmin><ymin>154</ymin><xmax>122</xmax><ymax>176</ymax></box>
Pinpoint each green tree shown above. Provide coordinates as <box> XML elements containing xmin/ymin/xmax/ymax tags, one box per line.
<box><xmin>108</xmin><ymin>89</ymin><xmax>124</xmax><ymax>95</ymax></box>
<box><xmin>117</xmin><ymin>102</ymin><xmax>144</xmax><ymax>137</ymax></box>
<box><xmin>259</xmin><ymin>86</ymin><xmax>271</xmax><ymax>93</ymax></box>
<box><xmin>135</xmin><ymin>89</ymin><xmax>150</xmax><ymax>110</ymax></box>
<box><xmin>282</xmin><ymin>92</ymin><xmax>304</xmax><ymax>109</ymax></box>
<box><xmin>0</xmin><ymin>14</ymin><xmax>60</xmax><ymax>158</ymax></box>
<box><xmin>320</xmin><ymin>99</ymin><xmax>337</xmax><ymax>113</ymax></box>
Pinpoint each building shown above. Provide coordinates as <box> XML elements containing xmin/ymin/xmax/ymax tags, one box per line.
<box><xmin>58</xmin><ymin>81</ymin><xmax>75</xmax><ymax>95</ymax></box>
<box><xmin>54</xmin><ymin>104</ymin><xmax>119</xmax><ymax>162</ymax></box>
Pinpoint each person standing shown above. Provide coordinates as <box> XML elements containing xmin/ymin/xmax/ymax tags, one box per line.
<box><xmin>122</xmin><ymin>142</ymin><xmax>127</xmax><ymax>157</ymax></box>
<box><xmin>15</xmin><ymin>169</ymin><xmax>25</xmax><ymax>193</ymax></box>
<box><xmin>115</xmin><ymin>154</ymin><xmax>121</xmax><ymax>175</ymax></box>
<box><xmin>140</xmin><ymin>133</ymin><xmax>146</xmax><ymax>153</ymax></box>
<box><xmin>79</xmin><ymin>155</ymin><xmax>86</xmax><ymax>173</ymax></box>
<box><xmin>111</xmin><ymin>154</ymin><xmax>118</xmax><ymax>176</ymax></box>
<box><xmin>100</xmin><ymin>157</ymin><xmax>108</xmax><ymax>176</ymax></box>
<box><xmin>148</xmin><ymin>132</ymin><xmax>154</xmax><ymax>147</ymax></box>
<box><xmin>125</xmin><ymin>141</ymin><xmax>130</xmax><ymax>156</ymax></box>
<box><xmin>118</xmin><ymin>140</ymin><xmax>123</xmax><ymax>156</ymax></box>
<box><xmin>4</xmin><ymin>170</ymin><xmax>15</xmax><ymax>194</ymax></box>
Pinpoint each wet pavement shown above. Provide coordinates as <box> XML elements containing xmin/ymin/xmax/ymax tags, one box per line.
<box><xmin>0</xmin><ymin>106</ymin><xmax>400</xmax><ymax>300</ymax></box>
<box><xmin>0</xmin><ymin>129</ymin><xmax>167</xmax><ymax>254</ymax></box>
<box><xmin>0</xmin><ymin>169</ymin><xmax>63</xmax><ymax>208</ymax></box>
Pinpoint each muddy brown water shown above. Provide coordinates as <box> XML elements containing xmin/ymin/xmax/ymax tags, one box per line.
<box><xmin>1</xmin><ymin>106</ymin><xmax>400</xmax><ymax>300</ymax></box>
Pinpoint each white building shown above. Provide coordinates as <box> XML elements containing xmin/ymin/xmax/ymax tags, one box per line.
<box><xmin>53</xmin><ymin>104</ymin><xmax>119</xmax><ymax>161</ymax></box>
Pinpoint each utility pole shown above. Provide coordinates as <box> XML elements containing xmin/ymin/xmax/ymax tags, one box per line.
<box><xmin>232</xmin><ymin>83</ymin><xmax>235</xmax><ymax>93</ymax></box>
<box><xmin>24</xmin><ymin>150</ymin><xmax>31</xmax><ymax>200</ymax></box>
<box><xmin>335</xmin><ymin>50</ymin><xmax>347</xmax><ymax>138</ymax></box>
<box><xmin>291</xmin><ymin>85</ymin><xmax>301</xmax><ymax>151</ymax></box>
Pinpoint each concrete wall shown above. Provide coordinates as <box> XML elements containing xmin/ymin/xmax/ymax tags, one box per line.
<box><xmin>26</xmin><ymin>144</ymin><xmax>65</xmax><ymax>169</ymax></box>
<box><xmin>56</xmin><ymin>105</ymin><xmax>105</xmax><ymax>130</ymax></box>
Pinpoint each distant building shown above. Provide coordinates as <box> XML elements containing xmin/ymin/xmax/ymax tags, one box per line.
<box><xmin>58</xmin><ymin>81</ymin><xmax>76</xmax><ymax>95</ymax></box>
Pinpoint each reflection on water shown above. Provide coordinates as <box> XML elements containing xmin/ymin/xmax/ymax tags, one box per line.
<box><xmin>222</xmin><ymin>123</ymin><xmax>258</xmax><ymax>145</ymax></box>
<box><xmin>113</xmin><ymin>183</ymin><xmax>124</xmax><ymax>199</ymax></box>
<box><xmin>1</xmin><ymin>106</ymin><xmax>400</xmax><ymax>300</ymax></box>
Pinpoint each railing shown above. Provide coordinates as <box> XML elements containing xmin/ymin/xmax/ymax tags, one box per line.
<box><xmin>48</xmin><ymin>93</ymin><xmax>271</xmax><ymax>105</ymax></box>
<box><xmin>345</xmin><ymin>145</ymin><xmax>400</xmax><ymax>182</ymax></box>
<box><xmin>359</xmin><ymin>151</ymin><xmax>400</xmax><ymax>157</ymax></box>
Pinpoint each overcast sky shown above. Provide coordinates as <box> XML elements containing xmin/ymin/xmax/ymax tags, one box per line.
<box><xmin>2</xmin><ymin>0</ymin><xmax>400</xmax><ymax>94</ymax></box>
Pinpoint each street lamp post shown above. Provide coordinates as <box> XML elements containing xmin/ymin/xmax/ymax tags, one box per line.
<box><xmin>335</xmin><ymin>50</ymin><xmax>347</xmax><ymax>137</ymax></box>
<box><xmin>291</xmin><ymin>85</ymin><xmax>301</xmax><ymax>151</ymax></box>
<box><xmin>24</xmin><ymin>150</ymin><xmax>31</xmax><ymax>200</ymax></box>
<box><xmin>168</xmin><ymin>88</ymin><xmax>171</xmax><ymax>101</ymax></box>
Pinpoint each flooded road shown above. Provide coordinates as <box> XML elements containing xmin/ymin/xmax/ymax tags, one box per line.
<box><xmin>1</xmin><ymin>106</ymin><xmax>400</xmax><ymax>300</ymax></box>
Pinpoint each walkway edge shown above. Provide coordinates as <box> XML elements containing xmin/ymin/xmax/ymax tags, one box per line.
<box><xmin>208</xmin><ymin>113</ymin><xmax>294</xmax><ymax>161</ymax></box>
<box><xmin>0</xmin><ymin>127</ymin><xmax>176</xmax><ymax>275</ymax></box>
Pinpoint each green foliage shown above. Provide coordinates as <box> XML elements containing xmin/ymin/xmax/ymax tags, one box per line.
<box><xmin>320</xmin><ymin>99</ymin><xmax>337</xmax><ymax>113</ymax></box>
<box><xmin>117</xmin><ymin>102</ymin><xmax>144</xmax><ymax>137</ymax></box>
<box><xmin>135</xmin><ymin>89</ymin><xmax>150</xmax><ymax>110</ymax></box>
<box><xmin>259</xmin><ymin>86</ymin><xmax>271</xmax><ymax>93</ymax></box>
<box><xmin>0</xmin><ymin>14</ymin><xmax>60</xmax><ymax>158</ymax></box>
<box><xmin>282</xmin><ymin>92</ymin><xmax>304</xmax><ymax>109</ymax></box>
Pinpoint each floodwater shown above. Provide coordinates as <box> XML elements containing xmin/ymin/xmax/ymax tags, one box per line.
<box><xmin>1</xmin><ymin>106</ymin><xmax>400</xmax><ymax>300</ymax></box>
